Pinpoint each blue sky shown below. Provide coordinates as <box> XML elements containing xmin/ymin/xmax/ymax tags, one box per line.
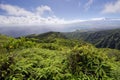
<box><xmin>0</xmin><ymin>0</ymin><xmax>120</xmax><ymax>26</ymax></box>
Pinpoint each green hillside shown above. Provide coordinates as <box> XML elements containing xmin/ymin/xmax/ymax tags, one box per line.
<box><xmin>26</xmin><ymin>31</ymin><xmax>67</xmax><ymax>43</ymax></box>
<box><xmin>0</xmin><ymin>33</ymin><xmax>120</xmax><ymax>80</ymax></box>
<box><xmin>64</xmin><ymin>29</ymin><xmax>120</xmax><ymax>50</ymax></box>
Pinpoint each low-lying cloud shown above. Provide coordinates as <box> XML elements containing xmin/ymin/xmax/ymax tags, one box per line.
<box><xmin>0</xmin><ymin>4</ymin><xmax>120</xmax><ymax>37</ymax></box>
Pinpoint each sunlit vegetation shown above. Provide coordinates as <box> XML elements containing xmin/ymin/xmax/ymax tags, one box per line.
<box><xmin>0</xmin><ymin>32</ymin><xmax>120</xmax><ymax>80</ymax></box>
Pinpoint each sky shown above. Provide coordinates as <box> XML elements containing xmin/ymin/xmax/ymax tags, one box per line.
<box><xmin>0</xmin><ymin>0</ymin><xmax>120</xmax><ymax>27</ymax></box>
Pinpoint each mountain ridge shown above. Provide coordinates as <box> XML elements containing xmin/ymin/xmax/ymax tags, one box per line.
<box><xmin>24</xmin><ymin>28</ymin><xmax>120</xmax><ymax>50</ymax></box>
<box><xmin>64</xmin><ymin>28</ymin><xmax>120</xmax><ymax>50</ymax></box>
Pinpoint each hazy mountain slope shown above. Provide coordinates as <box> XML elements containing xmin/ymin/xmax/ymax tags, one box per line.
<box><xmin>25</xmin><ymin>28</ymin><xmax>120</xmax><ymax>50</ymax></box>
<box><xmin>64</xmin><ymin>29</ymin><xmax>120</xmax><ymax>50</ymax></box>
<box><xmin>86</xmin><ymin>29</ymin><xmax>120</xmax><ymax>49</ymax></box>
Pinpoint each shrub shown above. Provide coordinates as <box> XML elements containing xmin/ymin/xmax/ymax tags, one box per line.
<box><xmin>67</xmin><ymin>45</ymin><xmax>113</xmax><ymax>80</ymax></box>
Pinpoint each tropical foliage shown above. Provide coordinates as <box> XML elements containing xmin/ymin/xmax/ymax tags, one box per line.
<box><xmin>0</xmin><ymin>32</ymin><xmax>120</xmax><ymax>80</ymax></box>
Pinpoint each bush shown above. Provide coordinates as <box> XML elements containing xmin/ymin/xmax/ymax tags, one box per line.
<box><xmin>67</xmin><ymin>45</ymin><xmax>113</xmax><ymax>80</ymax></box>
<box><xmin>3</xmin><ymin>37</ymin><xmax>36</xmax><ymax>52</ymax></box>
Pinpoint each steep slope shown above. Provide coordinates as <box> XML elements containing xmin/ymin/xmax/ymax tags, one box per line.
<box><xmin>86</xmin><ymin>29</ymin><xmax>120</xmax><ymax>49</ymax></box>
<box><xmin>64</xmin><ymin>29</ymin><xmax>120</xmax><ymax>50</ymax></box>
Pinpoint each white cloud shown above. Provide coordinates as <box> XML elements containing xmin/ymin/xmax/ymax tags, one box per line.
<box><xmin>1</xmin><ymin>3</ymin><xmax>120</xmax><ymax>29</ymax></box>
<box><xmin>0</xmin><ymin>4</ymin><xmax>87</xmax><ymax>26</ymax></box>
<box><xmin>36</xmin><ymin>5</ymin><xmax>52</xmax><ymax>16</ymax></box>
<box><xmin>91</xmin><ymin>17</ymin><xmax>106</xmax><ymax>21</ymax></box>
<box><xmin>0</xmin><ymin>4</ymin><xmax>53</xmax><ymax>17</ymax></box>
<box><xmin>0</xmin><ymin>4</ymin><xmax>34</xmax><ymax>16</ymax></box>
<box><xmin>102</xmin><ymin>0</ymin><xmax>120</xmax><ymax>14</ymax></box>
<box><xmin>0</xmin><ymin>15</ymin><xmax>67</xmax><ymax>26</ymax></box>
<box><xmin>0</xmin><ymin>4</ymin><xmax>68</xmax><ymax>26</ymax></box>
<box><xmin>84</xmin><ymin>0</ymin><xmax>93</xmax><ymax>11</ymax></box>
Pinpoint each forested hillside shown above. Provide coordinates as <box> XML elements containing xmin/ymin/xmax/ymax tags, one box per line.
<box><xmin>25</xmin><ymin>31</ymin><xmax>67</xmax><ymax>43</ymax></box>
<box><xmin>0</xmin><ymin>33</ymin><xmax>120</xmax><ymax>80</ymax></box>
<box><xmin>64</xmin><ymin>29</ymin><xmax>120</xmax><ymax>50</ymax></box>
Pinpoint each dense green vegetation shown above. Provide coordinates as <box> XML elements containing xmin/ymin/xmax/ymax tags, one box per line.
<box><xmin>0</xmin><ymin>32</ymin><xmax>120</xmax><ymax>80</ymax></box>
<box><xmin>64</xmin><ymin>29</ymin><xmax>120</xmax><ymax>50</ymax></box>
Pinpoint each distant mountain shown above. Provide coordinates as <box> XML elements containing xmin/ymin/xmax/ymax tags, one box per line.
<box><xmin>22</xmin><ymin>28</ymin><xmax>120</xmax><ymax>50</ymax></box>
<box><xmin>0</xmin><ymin>18</ymin><xmax>120</xmax><ymax>37</ymax></box>
<box><xmin>86</xmin><ymin>29</ymin><xmax>120</xmax><ymax>49</ymax></box>
<box><xmin>25</xmin><ymin>31</ymin><xmax>67</xmax><ymax>43</ymax></box>
<box><xmin>64</xmin><ymin>29</ymin><xmax>120</xmax><ymax>50</ymax></box>
<box><xmin>26</xmin><ymin>31</ymin><xmax>67</xmax><ymax>39</ymax></box>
